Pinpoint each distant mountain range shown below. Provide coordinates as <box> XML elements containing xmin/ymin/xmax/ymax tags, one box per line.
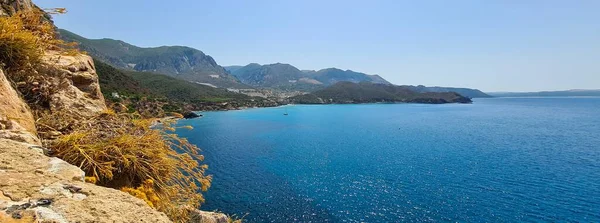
<box><xmin>489</xmin><ymin>89</ymin><xmax>600</xmax><ymax>97</ymax></box>
<box><xmin>59</xmin><ymin>29</ymin><xmax>489</xmax><ymax>98</ymax></box>
<box><xmin>225</xmin><ymin>64</ymin><xmax>390</xmax><ymax>91</ymax></box>
<box><xmin>225</xmin><ymin>64</ymin><xmax>490</xmax><ymax>98</ymax></box>
<box><xmin>59</xmin><ymin>29</ymin><xmax>247</xmax><ymax>88</ymax></box>
<box><xmin>290</xmin><ymin>82</ymin><xmax>472</xmax><ymax>104</ymax></box>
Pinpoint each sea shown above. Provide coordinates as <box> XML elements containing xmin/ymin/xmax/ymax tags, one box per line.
<box><xmin>174</xmin><ymin>97</ymin><xmax>600</xmax><ymax>222</ymax></box>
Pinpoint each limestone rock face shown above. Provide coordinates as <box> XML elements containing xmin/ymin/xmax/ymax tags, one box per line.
<box><xmin>0</xmin><ymin>69</ymin><xmax>40</xmax><ymax>145</ymax></box>
<box><xmin>0</xmin><ymin>0</ymin><xmax>33</xmax><ymax>16</ymax></box>
<box><xmin>40</xmin><ymin>52</ymin><xmax>107</xmax><ymax>118</ymax></box>
<box><xmin>0</xmin><ymin>139</ymin><xmax>172</xmax><ymax>223</ymax></box>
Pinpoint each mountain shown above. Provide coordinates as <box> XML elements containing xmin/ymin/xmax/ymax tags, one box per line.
<box><xmin>308</xmin><ymin>68</ymin><xmax>391</xmax><ymax>85</ymax></box>
<box><xmin>227</xmin><ymin>63</ymin><xmax>392</xmax><ymax>91</ymax></box>
<box><xmin>290</xmin><ymin>82</ymin><xmax>472</xmax><ymax>104</ymax></box>
<box><xmin>228</xmin><ymin>63</ymin><xmax>324</xmax><ymax>91</ymax></box>
<box><xmin>401</xmin><ymin>85</ymin><xmax>491</xmax><ymax>98</ymax></box>
<box><xmin>488</xmin><ymin>89</ymin><xmax>600</xmax><ymax>97</ymax></box>
<box><xmin>59</xmin><ymin>29</ymin><xmax>247</xmax><ymax>88</ymax></box>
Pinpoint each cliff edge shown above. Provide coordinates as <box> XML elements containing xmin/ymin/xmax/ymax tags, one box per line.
<box><xmin>0</xmin><ymin>66</ymin><xmax>172</xmax><ymax>222</ymax></box>
<box><xmin>1</xmin><ymin>1</ymin><xmax>230</xmax><ymax>222</ymax></box>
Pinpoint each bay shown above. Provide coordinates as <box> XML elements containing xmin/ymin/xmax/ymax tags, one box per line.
<box><xmin>175</xmin><ymin>97</ymin><xmax>600</xmax><ymax>222</ymax></box>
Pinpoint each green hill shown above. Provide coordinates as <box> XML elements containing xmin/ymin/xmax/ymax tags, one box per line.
<box><xmin>290</xmin><ymin>82</ymin><xmax>472</xmax><ymax>104</ymax></box>
<box><xmin>93</xmin><ymin>59</ymin><xmax>274</xmax><ymax>113</ymax></box>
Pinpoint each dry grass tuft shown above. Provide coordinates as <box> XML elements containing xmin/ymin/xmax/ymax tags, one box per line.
<box><xmin>51</xmin><ymin>110</ymin><xmax>211</xmax><ymax>222</ymax></box>
<box><xmin>0</xmin><ymin>9</ymin><xmax>76</xmax><ymax>77</ymax></box>
<box><xmin>0</xmin><ymin>10</ymin><xmax>43</xmax><ymax>74</ymax></box>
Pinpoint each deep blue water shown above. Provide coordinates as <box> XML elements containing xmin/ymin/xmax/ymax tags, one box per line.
<box><xmin>175</xmin><ymin>97</ymin><xmax>600</xmax><ymax>222</ymax></box>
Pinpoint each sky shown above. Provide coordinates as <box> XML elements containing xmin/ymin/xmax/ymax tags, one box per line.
<box><xmin>36</xmin><ymin>0</ymin><xmax>600</xmax><ymax>92</ymax></box>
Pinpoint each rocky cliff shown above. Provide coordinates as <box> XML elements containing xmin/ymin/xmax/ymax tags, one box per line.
<box><xmin>0</xmin><ymin>1</ymin><xmax>229</xmax><ymax>222</ymax></box>
<box><xmin>0</xmin><ymin>66</ymin><xmax>172</xmax><ymax>222</ymax></box>
<box><xmin>0</xmin><ymin>138</ymin><xmax>173</xmax><ymax>222</ymax></box>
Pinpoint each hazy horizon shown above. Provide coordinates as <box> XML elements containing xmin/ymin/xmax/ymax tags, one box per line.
<box><xmin>37</xmin><ymin>0</ymin><xmax>600</xmax><ymax>92</ymax></box>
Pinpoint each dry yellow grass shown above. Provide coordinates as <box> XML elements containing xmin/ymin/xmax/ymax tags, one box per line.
<box><xmin>51</xmin><ymin>111</ymin><xmax>211</xmax><ymax>222</ymax></box>
<box><xmin>0</xmin><ymin>10</ymin><xmax>43</xmax><ymax>74</ymax></box>
<box><xmin>0</xmin><ymin>9</ymin><xmax>76</xmax><ymax>76</ymax></box>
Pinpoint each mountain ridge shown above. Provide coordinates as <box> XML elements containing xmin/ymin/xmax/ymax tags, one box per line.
<box><xmin>58</xmin><ymin>29</ymin><xmax>247</xmax><ymax>88</ymax></box>
<box><xmin>225</xmin><ymin>63</ymin><xmax>392</xmax><ymax>91</ymax></box>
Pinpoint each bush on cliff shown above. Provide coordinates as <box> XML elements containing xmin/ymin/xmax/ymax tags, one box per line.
<box><xmin>51</xmin><ymin>110</ymin><xmax>211</xmax><ymax>222</ymax></box>
<box><xmin>0</xmin><ymin>9</ymin><xmax>74</xmax><ymax>76</ymax></box>
<box><xmin>0</xmin><ymin>10</ymin><xmax>43</xmax><ymax>74</ymax></box>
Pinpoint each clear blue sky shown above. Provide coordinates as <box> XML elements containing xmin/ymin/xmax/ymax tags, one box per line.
<box><xmin>37</xmin><ymin>0</ymin><xmax>600</xmax><ymax>92</ymax></box>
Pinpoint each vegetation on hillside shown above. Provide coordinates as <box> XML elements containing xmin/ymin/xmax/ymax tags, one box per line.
<box><xmin>94</xmin><ymin>59</ymin><xmax>277</xmax><ymax>115</ymax></box>
<box><xmin>290</xmin><ymin>81</ymin><xmax>472</xmax><ymax>104</ymax></box>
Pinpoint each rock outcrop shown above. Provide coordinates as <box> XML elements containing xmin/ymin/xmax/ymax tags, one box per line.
<box><xmin>189</xmin><ymin>210</ymin><xmax>229</xmax><ymax>223</ymax></box>
<box><xmin>0</xmin><ymin>139</ymin><xmax>172</xmax><ymax>222</ymax></box>
<box><xmin>0</xmin><ymin>69</ymin><xmax>40</xmax><ymax>145</ymax></box>
<box><xmin>0</xmin><ymin>42</ymin><xmax>170</xmax><ymax>222</ymax></box>
<box><xmin>0</xmin><ymin>0</ymin><xmax>33</xmax><ymax>16</ymax></box>
<box><xmin>1</xmin><ymin>64</ymin><xmax>172</xmax><ymax>223</ymax></box>
<box><xmin>40</xmin><ymin>52</ymin><xmax>107</xmax><ymax>118</ymax></box>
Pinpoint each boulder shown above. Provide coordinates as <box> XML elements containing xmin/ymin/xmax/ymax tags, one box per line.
<box><xmin>0</xmin><ymin>139</ymin><xmax>172</xmax><ymax>223</ymax></box>
<box><xmin>183</xmin><ymin>111</ymin><xmax>202</xmax><ymax>119</ymax></box>
<box><xmin>39</xmin><ymin>52</ymin><xmax>107</xmax><ymax>118</ymax></box>
<box><xmin>189</xmin><ymin>210</ymin><xmax>229</xmax><ymax>223</ymax></box>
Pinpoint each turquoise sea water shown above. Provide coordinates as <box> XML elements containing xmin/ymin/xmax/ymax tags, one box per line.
<box><xmin>175</xmin><ymin>97</ymin><xmax>600</xmax><ymax>222</ymax></box>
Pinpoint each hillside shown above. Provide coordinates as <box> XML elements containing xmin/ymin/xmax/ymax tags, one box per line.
<box><xmin>308</xmin><ymin>68</ymin><xmax>391</xmax><ymax>85</ymax></box>
<box><xmin>489</xmin><ymin>89</ymin><xmax>600</xmax><ymax>97</ymax></box>
<box><xmin>94</xmin><ymin>59</ymin><xmax>276</xmax><ymax>112</ymax></box>
<box><xmin>59</xmin><ymin>29</ymin><xmax>247</xmax><ymax>88</ymax></box>
<box><xmin>401</xmin><ymin>85</ymin><xmax>491</xmax><ymax>98</ymax></box>
<box><xmin>290</xmin><ymin>82</ymin><xmax>472</xmax><ymax>104</ymax></box>
<box><xmin>226</xmin><ymin>63</ymin><xmax>392</xmax><ymax>91</ymax></box>
<box><xmin>227</xmin><ymin>63</ymin><xmax>324</xmax><ymax>91</ymax></box>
